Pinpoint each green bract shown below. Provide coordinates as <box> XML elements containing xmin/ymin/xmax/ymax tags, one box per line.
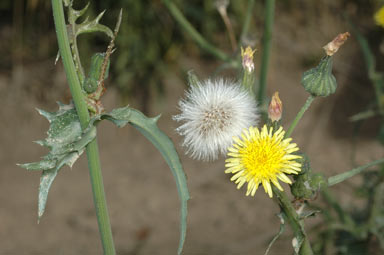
<box><xmin>301</xmin><ymin>56</ymin><xmax>337</xmax><ymax>97</ymax></box>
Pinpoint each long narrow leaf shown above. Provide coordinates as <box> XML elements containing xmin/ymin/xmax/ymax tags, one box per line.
<box><xmin>96</xmin><ymin>106</ymin><xmax>190</xmax><ymax>255</ymax></box>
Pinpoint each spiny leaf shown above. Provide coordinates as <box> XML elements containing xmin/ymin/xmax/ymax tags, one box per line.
<box><xmin>68</xmin><ymin>2</ymin><xmax>90</xmax><ymax>23</ymax></box>
<box><xmin>93</xmin><ymin>106</ymin><xmax>190</xmax><ymax>255</ymax></box>
<box><xmin>75</xmin><ymin>10</ymin><xmax>114</xmax><ymax>39</ymax></box>
<box><xmin>18</xmin><ymin>102</ymin><xmax>96</xmax><ymax>219</ymax></box>
<box><xmin>66</xmin><ymin>2</ymin><xmax>114</xmax><ymax>40</ymax></box>
<box><xmin>20</xmin><ymin>103</ymin><xmax>189</xmax><ymax>254</ymax></box>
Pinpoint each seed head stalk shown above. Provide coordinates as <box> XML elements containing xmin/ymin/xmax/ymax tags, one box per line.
<box><xmin>51</xmin><ymin>0</ymin><xmax>115</xmax><ymax>254</ymax></box>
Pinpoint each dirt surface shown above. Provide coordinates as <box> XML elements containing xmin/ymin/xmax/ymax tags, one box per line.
<box><xmin>1</xmin><ymin>4</ymin><xmax>384</xmax><ymax>255</ymax></box>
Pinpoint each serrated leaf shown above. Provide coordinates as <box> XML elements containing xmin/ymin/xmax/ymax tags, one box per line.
<box><xmin>66</xmin><ymin>2</ymin><xmax>114</xmax><ymax>41</ymax></box>
<box><xmin>92</xmin><ymin>106</ymin><xmax>190</xmax><ymax>255</ymax></box>
<box><xmin>75</xmin><ymin>10</ymin><xmax>114</xmax><ymax>39</ymax></box>
<box><xmin>19</xmin><ymin>102</ymin><xmax>96</xmax><ymax>219</ymax></box>
<box><xmin>20</xmin><ymin>103</ymin><xmax>189</xmax><ymax>254</ymax></box>
<box><xmin>68</xmin><ymin>2</ymin><xmax>90</xmax><ymax>24</ymax></box>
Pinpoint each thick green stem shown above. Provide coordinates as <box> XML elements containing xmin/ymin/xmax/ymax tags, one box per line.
<box><xmin>328</xmin><ymin>158</ymin><xmax>384</xmax><ymax>186</ymax></box>
<box><xmin>162</xmin><ymin>0</ymin><xmax>235</xmax><ymax>65</ymax></box>
<box><xmin>51</xmin><ymin>1</ymin><xmax>115</xmax><ymax>254</ymax></box>
<box><xmin>285</xmin><ymin>95</ymin><xmax>315</xmax><ymax>138</ymax></box>
<box><xmin>258</xmin><ymin>0</ymin><xmax>275</xmax><ymax>106</ymax></box>
<box><xmin>273</xmin><ymin>187</ymin><xmax>313</xmax><ymax>255</ymax></box>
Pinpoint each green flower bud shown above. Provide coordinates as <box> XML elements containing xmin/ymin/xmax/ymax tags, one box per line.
<box><xmin>301</xmin><ymin>56</ymin><xmax>337</xmax><ymax>97</ymax></box>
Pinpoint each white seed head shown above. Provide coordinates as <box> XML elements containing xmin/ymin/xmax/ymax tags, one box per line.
<box><xmin>173</xmin><ymin>79</ymin><xmax>259</xmax><ymax>161</ymax></box>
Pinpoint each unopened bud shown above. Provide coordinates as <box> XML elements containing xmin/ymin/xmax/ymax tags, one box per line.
<box><xmin>241</xmin><ymin>46</ymin><xmax>256</xmax><ymax>73</ymax></box>
<box><xmin>268</xmin><ymin>92</ymin><xmax>283</xmax><ymax>122</ymax></box>
<box><xmin>323</xmin><ymin>32</ymin><xmax>350</xmax><ymax>56</ymax></box>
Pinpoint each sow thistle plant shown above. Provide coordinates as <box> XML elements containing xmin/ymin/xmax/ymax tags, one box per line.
<box><xmin>18</xmin><ymin>0</ymin><xmax>384</xmax><ymax>254</ymax></box>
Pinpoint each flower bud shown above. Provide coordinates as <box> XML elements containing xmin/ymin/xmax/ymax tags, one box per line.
<box><xmin>301</xmin><ymin>56</ymin><xmax>337</xmax><ymax>97</ymax></box>
<box><xmin>302</xmin><ymin>33</ymin><xmax>349</xmax><ymax>97</ymax></box>
<box><xmin>268</xmin><ymin>92</ymin><xmax>283</xmax><ymax>122</ymax></box>
<box><xmin>241</xmin><ymin>46</ymin><xmax>256</xmax><ymax>73</ymax></box>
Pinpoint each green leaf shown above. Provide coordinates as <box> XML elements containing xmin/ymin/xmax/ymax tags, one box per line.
<box><xmin>94</xmin><ymin>106</ymin><xmax>190</xmax><ymax>255</ymax></box>
<box><xmin>74</xmin><ymin>10</ymin><xmax>114</xmax><ymax>39</ymax></box>
<box><xmin>18</xmin><ymin>102</ymin><xmax>96</xmax><ymax>220</ymax></box>
<box><xmin>67</xmin><ymin>3</ymin><xmax>114</xmax><ymax>40</ymax></box>
<box><xmin>19</xmin><ymin>103</ymin><xmax>189</xmax><ymax>254</ymax></box>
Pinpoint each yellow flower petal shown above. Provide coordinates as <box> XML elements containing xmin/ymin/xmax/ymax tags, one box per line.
<box><xmin>226</xmin><ymin>125</ymin><xmax>301</xmax><ymax>198</ymax></box>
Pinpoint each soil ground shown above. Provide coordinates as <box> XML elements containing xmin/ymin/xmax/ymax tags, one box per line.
<box><xmin>1</xmin><ymin>3</ymin><xmax>384</xmax><ymax>255</ymax></box>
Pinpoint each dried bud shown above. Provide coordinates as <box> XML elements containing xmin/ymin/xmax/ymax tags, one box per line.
<box><xmin>323</xmin><ymin>32</ymin><xmax>350</xmax><ymax>56</ymax></box>
<box><xmin>241</xmin><ymin>46</ymin><xmax>256</xmax><ymax>73</ymax></box>
<box><xmin>268</xmin><ymin>92</ymin><xmax>283</xmax><ymax>122</ymax></box>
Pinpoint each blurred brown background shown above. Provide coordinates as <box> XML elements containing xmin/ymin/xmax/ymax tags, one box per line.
<box><xmin>1</xmin><ymin>0</ymin><xmax>384</xmax><ymax>254</ymax></box>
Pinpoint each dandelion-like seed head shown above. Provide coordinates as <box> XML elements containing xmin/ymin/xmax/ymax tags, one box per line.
<box><xmin>173</xmin><ymin>79</ymin><xmax>259</xmax><ymax>161</ymax></box>
<box><xmin>225</xmin><ymin>125</ymin><xmax>302</xmax><ymax>198</ymax></box>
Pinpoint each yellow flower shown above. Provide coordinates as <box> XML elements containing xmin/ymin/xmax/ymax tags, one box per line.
<box><xmin>225</xmin><ymin>125</ymin><xmax>302</xmax><ymax>198</ymax></box>
<box><xmin>375</xmin><ymin>6</ymin><xmax>384</xmax><ymax>28</ymax></box>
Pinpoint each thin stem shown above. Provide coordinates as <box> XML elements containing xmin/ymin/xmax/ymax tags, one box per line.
<box><xmin>258</xmin><ymin>0</ymin><xmax>275</xmax><ymax>106</ymax></box>
<box><xmin>217</xmin><ymin>6</ymin><xmax>237</xmax><ymax>51</ymax></box>
<box><xmin>239</xmin><ymin>0</ymin><xmax>255</xmax><ymax>48</ymax></box>
<box><xmin>273</xmin><ymin>187</ymin><xmax>313</xmax><ymax>255</ymax></box>
<box><xmin>285</xmin><ymin>95</ymin><xmax>315</xmax><ymax>138</ymax></box>
<box><xmin>162</xmin><ymin>0</ymin><xmax>235</xmax><ymax>65</ymax></box>
<box><xmin>51</xmin><ymin>1</ymin><xmax>115</xmax><ymax>254</ymax></box>
<box><xmin>328</xmin><ymin>158</ymin><xmax>384</xmax><ymax>186</ymax></box>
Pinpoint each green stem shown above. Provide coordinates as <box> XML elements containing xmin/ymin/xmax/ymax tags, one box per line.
<box><xmin>242</xmin><ymin>70</ymin><xmax>255</xmax><ymax>96</ymax></box>
<box><xmin>162</xmin><ymin>0</ymin><xmax>235</xmax><ymax>65</ymax></box>
<box><xmin>257</xmin><ymin>0</ymin><xmax>275</xmax><ymax>106</ymax></box>
<box><xmin>239</xmin><ymin>0</ymin><xmax>255</xmax><ymax>48</ymax></box>
<box><xmin>51</xmin><ymin>1</ymin><xmax>115</xmax><ymax>254</ymax></box>
<box><xmin>285</xmin><ymin>95</ymin><xmax>315</xmax><ymax>138</ymax></box>
<box><xmin>328</xmin><ymin>158</ymin><xmax>384</xmax><ymax>186</ymax></box>
<box><xmin>273</xmin><ymin>187</ymin><xmax>313</xmax><ymax>255</ymax></box>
